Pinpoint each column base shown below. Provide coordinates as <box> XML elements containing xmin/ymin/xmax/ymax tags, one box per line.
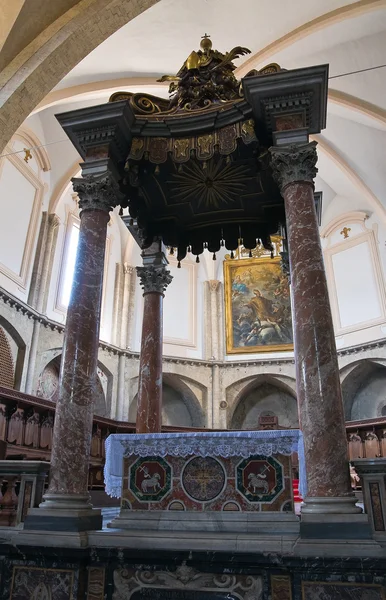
<box><xmin>23</xmin><ymin>493</ymin><xmax>102</xmax><ymax>532</ymax></box>
<box><xmin>301</xmin><ymin>495</ymin><xmax>362</xmax><ymax>514</ymax></box>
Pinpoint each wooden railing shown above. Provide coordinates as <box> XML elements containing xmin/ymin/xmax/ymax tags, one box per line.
<box><xmin>1</xmin><ymin>386</ymin><xmax>385</xmax><ymax>488</ymax></box>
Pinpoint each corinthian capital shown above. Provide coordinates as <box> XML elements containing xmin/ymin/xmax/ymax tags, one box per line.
<box><xmin>269</xmin><ymin>141</ymin><xmax>318</xmax><ymax>193</ymax></box>
<box><xmin>136</xmin><ymin>265</ymin><xmax>173</xmax><ymax>295</ymax></box>
<box><xmin>72</xmin><ymin>173</ymin><xmax>121</xmax><ymax>214</ymax></box>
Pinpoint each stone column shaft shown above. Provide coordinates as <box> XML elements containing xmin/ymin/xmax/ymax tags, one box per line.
<box><xmin>25</xmin><ymin>318</ymin><xmax>40</xmax><ymax>394</ymax></box>
<box><xmin>270</xmin><ymin>142</ymin><xmax>358</xmax><ymax>514</ymax></box>
<box><xmin>136</xmin><ymin>263</ymin><xmax>172</xmax><ymax>433</ymax></box>
<box><xmin>30</xmin><ymin>173</ymin><xmax>119</xmax><ymax>531</ymax></box>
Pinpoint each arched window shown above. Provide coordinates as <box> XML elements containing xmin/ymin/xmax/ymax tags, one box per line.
<box><xmin>59</xmin><ymin>219</ymin><xmax>80</xmax><ymax>308</ymax></box>
<box><xmin>56</xmin><ymin>213</ymin><xmax>110</xmax><ymax>313</ymax></box>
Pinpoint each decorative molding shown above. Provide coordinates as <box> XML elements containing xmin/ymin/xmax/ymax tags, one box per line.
<box><xmin>0</xmin><ymin>285</ymin><xmax>386</xmax><ymax>365</ymax></box>
<box><xmin>0</xmin><ymin>147</ymin><xmax>45</xmax><ymax>289</ymax></box>
<box><xmin>113</xmin><ymin>565</ymin><xmax>262</xmax><ymax>600</ymax></box>
<box><xmin>321</xmin><ymin>211</ymin><xmax>369</xmax><ymax>239</ymax></box>
<box><xmin>136</xmin><ymin>265</ymin><xmax>173</xmax><ymax>295</ymax></box>
<box><xmin>208</xmin><ymin>279</ymin><xmax>221</xmax><ymax>292</ymax></box>
<box><xmin>123</xmin><ymin>263</ymin><xmax>135</xmax><ymax>275</ymax></box>
<box><xmin>323</xmin><ymin>221</ymin><xmax>386</xmax><ymax>335</ymax></box>
<box><xmin>13</xmin><ymin>126</ymin><xmax>51</xmax><ymax>172</ymax></box>
<box><xmin>269</xmin><ymin>141</ymin><xmax>318</xmax><ymax>192</ymax></box>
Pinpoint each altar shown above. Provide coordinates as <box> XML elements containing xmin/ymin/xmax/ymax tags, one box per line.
<box><xmin>105</xmin><ymin>430</ymin><xmax>304</xmax><ymax>533</ymax></box>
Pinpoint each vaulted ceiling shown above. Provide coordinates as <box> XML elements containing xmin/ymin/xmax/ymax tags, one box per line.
<box><xmin>8</xmin><ymin>0</ymin><xmax>386</xmax><ymax>230</ymax></box>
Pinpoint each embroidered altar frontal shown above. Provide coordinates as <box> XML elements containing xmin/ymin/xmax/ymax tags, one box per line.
<box><xmin>105</xmin><ymin>431</ymin><xmax>303</xmax><ymax>513</ymax></box>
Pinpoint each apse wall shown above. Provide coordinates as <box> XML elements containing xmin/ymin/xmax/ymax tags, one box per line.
<box><xmin>1</xmin><ymin>116</ymin><xmax>386</xmax><ymax>427</ymax></box>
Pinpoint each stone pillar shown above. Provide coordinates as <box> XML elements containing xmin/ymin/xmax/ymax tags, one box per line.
<box><xmin>208</xmin><ymin>280</ymin><xmax>221</xmax><ymax>360</ymax></box>
<box><xmin>121</xmin><ymin>264</ymin><xmax>136</xmax><ymax>349</ymax></box>
<box><xmin>25</xmin><ymin>173</ymin><xmax>118</xmax><ymax>532</ymax></box>
<box><xmin>136</xmin><ymin>243</ymin><xmax>172</xmax><ymax>433</ymax></box>
<box><xmin>24</xmin><ymin>318</ymin><xmax>40</xmax><ymax>394</ymax></box>
<box><xmin>270</xmin><ymin>142</ymin><xmax>360</xmax><ymax>518</ymax></box>
<box><xmin>28</xmin><ymin>213</ymin><xmax>60</xmax><ymax>313</ymax></box>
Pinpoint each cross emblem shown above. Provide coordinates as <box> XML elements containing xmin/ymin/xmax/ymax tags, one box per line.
<box><xmin>340</xmin><ymin>226</ymin><xmax>351</xmax><ymax>239</ymax></box>
<box><xmin>185</xmin><ymin>461</ymin><xmax>222</xmax><ymax>496</ymax></box>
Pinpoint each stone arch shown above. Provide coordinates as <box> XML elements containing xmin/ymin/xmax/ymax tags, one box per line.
<box><xmin>129</xmin><ymin>372</ymin><xmax>205</xmax><ymax>427</ymax></box>
<box><xmin>341</xmin><ymin>359</ymin><xmax>386</xmax><ymax>421</ymax></box>
<box><xmin>0</xmin><ymin>0</ymin><xmax>159</xmax><ymax>153</ymax></box>
<box><xmin>0</xmin><ymin>315</ymin><xmax>26</xmax><ymax>389</ymax></box>
<box><xmin>36</xmin><ymin>353</ymin><xmax>110</xmax><ymax>417</ymax></box>
<box><xmin>227</xmin><ymin>374</ymin><xmax>298</xmax><ymax>430</ymax></box>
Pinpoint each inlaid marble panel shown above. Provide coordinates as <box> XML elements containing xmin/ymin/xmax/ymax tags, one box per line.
<box><xmin>302</xmin><ymin>581</ymin><xmax>385</xmax><ymax>600</ymax></box>
<box><xmin>121</xmin><ymin>453</ymin><xmax>292</xmax><ymax>512</ymax></box>
<box><xmin>10</xmin><ymin>566</ymin><xmax>74</xmax><ymax>599</ymax></box>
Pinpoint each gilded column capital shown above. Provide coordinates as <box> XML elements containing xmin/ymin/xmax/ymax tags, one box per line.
<box><xmin>72</xmin><ymin>173</ymin><xmax>121</xmax><ymax>215</ymax></box>
<box><xmin>269</xmin><ymin>141</ymin><xmax>318</xmax><ymax>193</ymax></box>
<box><xmin>136</xmin><ymin>265</ymin><xmax>173</xmax><ymax>295</ymax></box>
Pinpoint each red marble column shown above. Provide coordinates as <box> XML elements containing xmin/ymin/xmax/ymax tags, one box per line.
<box><xmin>270</xmin><ymin>142</ymin><xmax>359</xmax><ymax>514</ymax></box>
<box><xmin>136</xmin><ymin>265</ymin><xmax>172</xmax><ymax>433</ymax></box>
<box><xmin>35</xmin><ymin>174</ymin><xmax>117</xmax><ymax>527</ymax></box>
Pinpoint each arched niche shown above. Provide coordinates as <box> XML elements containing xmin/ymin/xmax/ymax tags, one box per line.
<box><xmin>229</xmin><ymin>375</ymin><xmax>298</xmax><ymax>430</ymax></box>
<box><xmin>342</xmin><ymin>359</ymin><xmax>386</xmax><ymax>421</ymax></box>
<box><xmin>129</xmin><ymin>373</ymin><xmax>205</xmax><ymax>428</ymax></box>
<box><xmin>0</xmin><ymin>316</ymin><xmax>26</xmax><ymax>389</ymax></box>
<box><xmin>36</xmin><ymin>354</ymin><xmax>110</xmax><ymax>417</ymax></box>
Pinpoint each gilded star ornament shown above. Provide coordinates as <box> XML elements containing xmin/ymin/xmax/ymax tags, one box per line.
<box><xmin>169</xmin><ymin>159</ymin><xmax>250</xmax><ymax>210</ymax></box>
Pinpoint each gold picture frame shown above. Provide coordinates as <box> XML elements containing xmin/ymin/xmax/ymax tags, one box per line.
<box><xmin>224</xmin><ymin>256</ymin><xmax>293</xmax><ymax>354</ymax></box>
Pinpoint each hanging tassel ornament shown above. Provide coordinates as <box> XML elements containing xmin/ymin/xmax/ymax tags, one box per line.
<box><xmin>213</xmin><ymin>253</ymin><xmax>216</xmax><ymax>261</ymax></box>
<box><xmin>231</xmin><ymin>251</ymin><xmax>234</xmax><ymax>259</ymax></box>
<box><xmin>170</xmin><ymin>247</ymin><xmax>174</xmax><ymax>255</ymax></box>
<box><xmin>196</xmin><ymin>256</ymin><xmax>200</xmax><ymax>263</ymax></box>
<box><xmin>177</xmin><ymin>261</ymin><xmax>181</xmax><ymax>268</ymax></box>
<box><xmin>249</xmin><ymin>250</ymin><xmax>252</xmax><ymax>258</ymax></box>
<box><xmin>119</xmin><ymin>207</ymin><xmax>123</xmax><ymax>216</ymax></box>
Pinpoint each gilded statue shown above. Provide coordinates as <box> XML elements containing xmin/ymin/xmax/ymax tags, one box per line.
<box><xmin>157</xmin><ymin>34</ymin><xmax>251</xmax><ymax>110</ymax></box>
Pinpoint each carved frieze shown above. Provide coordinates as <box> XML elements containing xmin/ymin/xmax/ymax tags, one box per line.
<box><xmin>269</xmin><ymin>141</ymin><xmax>318</xmax><ymax>192</ymax></box>
<box><xmin>113</xmin><ymin>566</ymin><xmax>262</xmax><ymax>600</ymax></box>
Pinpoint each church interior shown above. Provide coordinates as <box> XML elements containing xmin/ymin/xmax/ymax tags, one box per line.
<box><xmin>1</xmin><ymin>1</ymin><xmax>386</xmax><ymax>598</ymax></box>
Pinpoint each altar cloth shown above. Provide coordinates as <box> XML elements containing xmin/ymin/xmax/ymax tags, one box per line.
<box><xmin>104</xmin><ymin>430</ymin><xmax>306</xmax><ymax>499</ymax></box>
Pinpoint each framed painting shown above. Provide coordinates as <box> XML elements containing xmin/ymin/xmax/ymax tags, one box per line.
<box><xmin>224</xmin><ymin>256</ymin><xmax>293</xmax><ymax>354</ymax></box>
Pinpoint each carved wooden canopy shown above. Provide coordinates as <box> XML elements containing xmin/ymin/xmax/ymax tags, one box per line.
<box><xmin>56</xmin><ymin>37</ymin><xmax>328</xmax><ymax>263</ymax></box>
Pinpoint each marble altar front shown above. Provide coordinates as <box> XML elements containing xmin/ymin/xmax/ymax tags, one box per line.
<box><xmin>105</xmin><ymin>431</ymin><xmax>304</xmax><ymax>532</ymax></box>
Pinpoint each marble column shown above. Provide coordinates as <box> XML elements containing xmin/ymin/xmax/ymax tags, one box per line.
<box><xmin>26</xmin><ymin>173</ymin><xmax>118</xmax><ymax>531</ymax></box>
<box><xmin>270</xmin><ymin>141</ymin><xmax>359</xmax><ymax>514</ymax></box>
<box><xmin>136</xmin><ymin>254</ymin><xmax>172</xmax><ymax>433</ymax></box>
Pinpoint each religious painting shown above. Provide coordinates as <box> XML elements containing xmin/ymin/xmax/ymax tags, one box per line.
<box><xmin>224</xmin><ymin>256</ymin><xmax>293</xmax><ymax>354</ymax></box>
